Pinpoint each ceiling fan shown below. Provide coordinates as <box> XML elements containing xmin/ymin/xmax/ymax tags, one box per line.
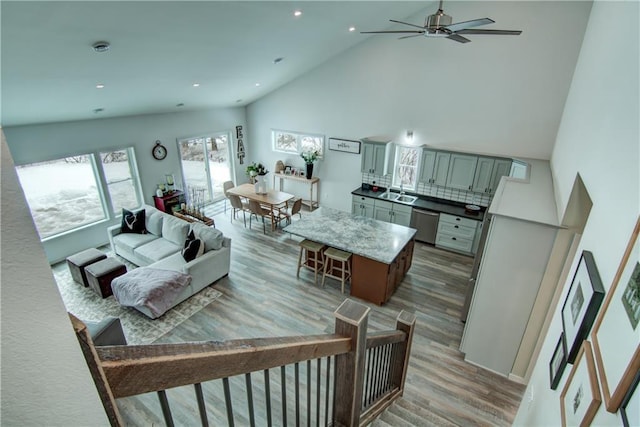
<box><xmin>361</xmin><ymin>0</ymin><xmax>522</xmax><ymax>44</ymax></box>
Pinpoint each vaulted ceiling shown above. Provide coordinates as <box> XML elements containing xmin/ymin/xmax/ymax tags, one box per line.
<box><xmin>1</xmin><ymin>1</ymin><xmax>429</xmax><ymax>127</ymax></box>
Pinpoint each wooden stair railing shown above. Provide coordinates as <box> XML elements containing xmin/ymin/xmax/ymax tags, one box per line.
<box><xmin>71</xmin><ymin>299</ymin><xmax>416</xmax><ymax>427</ymax></box>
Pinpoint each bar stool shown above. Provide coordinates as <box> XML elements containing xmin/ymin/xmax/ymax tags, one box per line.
<box><xmin>297</xmin><ymin>239</ymin><xmax>326</xmax><ymax>285</ymax></box>
<box><xmin>322</xmin><ymin>247</ymin><xmax>353</xmax><ymax>293</ymax></box>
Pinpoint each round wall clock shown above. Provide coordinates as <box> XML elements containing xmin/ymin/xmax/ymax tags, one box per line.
<box><xmin>152</xmin><ymin>140</ymin><xmax>167</xmax><ymax>160</ymax></box>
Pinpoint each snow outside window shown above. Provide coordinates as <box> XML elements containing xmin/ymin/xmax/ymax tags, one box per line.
<box><xmin>272</xmin><ymin>130</ymin><xmax>324</xmax><ymax>158</ymax></box>
<box><xmin>393</xmin><ymin>146</ymin><xmax>419</xmax><ymax>191</ymax></box>
<box><xmin>16</xmin><ymin>155</ymin><xmax>106</xmax><ymax>239</ymax></box>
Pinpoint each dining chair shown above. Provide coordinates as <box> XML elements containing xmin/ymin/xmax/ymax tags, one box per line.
<box><xmin>282</xmin><ymin>198</ymin><xmax>303</xmax><ymax>225</ymax></box>
<box><xmin>228</xmin><ymin>194</ymin><xmax>249</xmax><ymax>227</ymax></box>
<box><xmin>248</xmin><ymin>200</ymin><xmax>273</xmax><ymax>234</ymax></box>
<box><xmin>222</xmin><ymin>181</ymin><xmax>234</xmax><ymax>214</ymax></box>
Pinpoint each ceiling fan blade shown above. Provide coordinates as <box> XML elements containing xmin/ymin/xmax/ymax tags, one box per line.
<box><xmin>445</xmin><ymin>18</ymin><xmax>494</xmax><ymax>32</ymax></box>
<box><xmin>390</xmin><ymin>19</ymin><xmax>427</xmax><ymax>30</ymax></box>
<box><xmin>456</xmin><ymin>29</ymin><xmax>522</xmax><ymax>35</ymax></box>
<box><xmin>447</xmin><ymin>33</ymin><xmax>471</xmax><ymax>43</ymax></box>
<box><xmin>360</xmin><ymin>30</ymin><xmax>425</xmax><ymax>34</ymax></box>
<box><xmin>398</xmin><ymin>33</ymin><xmax>425</xmax><ymax>40</ymax></box>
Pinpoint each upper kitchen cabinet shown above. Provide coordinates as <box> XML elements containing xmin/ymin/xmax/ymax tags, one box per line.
<box><xmin>446</xmin><ymin>154</ymin><xmax>478</xmax><ymax>190</ymax></box>
<box><xmin>490</xmin><ymin>159</ymin><xmax>512</xmax><ymax>193</ymax></box>
<box><xmin>472</xmin><ymin>157</ymin><xmax>512</xmax><ymax>194</ymax></box>
<box><xmin>361</xmin><ymin>136</ymin><xmax>394</xmax><ymax>175</ymax></box>
<box><xmin>419</xmin><ymin>149</ymin><xmax>450</xmax><ymax>186</ymax></box>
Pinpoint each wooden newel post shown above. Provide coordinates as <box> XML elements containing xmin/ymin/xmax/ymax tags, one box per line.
<box><xmin>69</xmin><ymin>313</ymin><xmax>124</xmax><ymax>427</ymax></box>
<box><xmin>333</xmin><ymin>299</ymin><xmax>371</xmax><ymax>427</ymax></box>
<box><xmin>391</xmin><ymin>310</ymin><xmax>416</xmax><ymax>395</ymax></box>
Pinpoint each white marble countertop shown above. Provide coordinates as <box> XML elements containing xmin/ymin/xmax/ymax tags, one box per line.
<box><xmin>283</xmin><ymin>207</ymin><xmax>416</xmax><ymax>264</ymax></box>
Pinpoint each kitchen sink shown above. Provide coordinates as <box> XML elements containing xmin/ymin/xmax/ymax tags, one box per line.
<box><xmin>378</xmin><ymin>192</ymin><xmax>399</xmax><ymax>201</ymax></box>
<box><xmin>377</xmin><ymin>192</ymin><xmax>418</xmax><ymax>205</ymax></box>
<box><xmin>396</xmin><ymin>195</ymin><xmax>418</xmax><ymax>204</ymax></box>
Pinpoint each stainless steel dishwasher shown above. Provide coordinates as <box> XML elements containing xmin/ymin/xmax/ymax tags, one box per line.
<box><xmin>410</xmin><ymin>208</ymin><xmax>440</xmax><ymax>244</ymax></box>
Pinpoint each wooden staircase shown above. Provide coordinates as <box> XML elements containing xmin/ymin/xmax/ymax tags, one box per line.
<box><xmin>72</xmin><ymin>299</ymin><xmax>416</xmax><ymax>427</ymax></box>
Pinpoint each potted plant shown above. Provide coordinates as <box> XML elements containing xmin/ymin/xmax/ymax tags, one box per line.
<box><xmin>246</xmin><ymin>162</ymin><xmax>268</xmax><ymax>183</ymax></box>
<box><xmin>300</xmin><ymin>150</ymin><xmax>319</xmax><ymax>179</ymax></box>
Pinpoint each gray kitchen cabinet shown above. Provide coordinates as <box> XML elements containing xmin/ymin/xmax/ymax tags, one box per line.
<box><xmin>489</xmin><ymin>159</ymin><xmax>512</xmax><ymax>193</ymax></box>
<box><xmin>435</xmin><ymin>213</ymin><xmax>479</xmax><ymax>254</ymax></box>
<box><xmin>373</xmin><ymin>199</ymin><xmax>412</xmax><ymax>226</ymax></box>
<box><xmin>351</xmin><ymin>195</ymin><xmax>375</xmax><ymax>218</ymax></box>
<box><xmin>419</xmin><ymin>149</ymin><xmax>450</xmax><ymax>186</ymax></box>
<box><xmin>361</xmin><ymin>138</ymin><xmax>394</xmax><ymax>175</ymax></box>
<box><xmin>472</xmin><ymin>157</ymin><xmax>512</xmax><ymax>194</ymax></box>
<box><xmin>472</xmin><ymin>157</ymin><xmax>496</xmax><ymax>193</ymax></box>
<box><xmin>446</xmin><ymin>154</ymin><xmax>478</xmax><ymax>191</ymax></box>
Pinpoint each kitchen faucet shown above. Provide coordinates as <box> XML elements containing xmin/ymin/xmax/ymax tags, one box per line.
<box><xmin>400</xmin><ymin>184</ymin><xmax>405</xmax><ymax>196</ymax></box>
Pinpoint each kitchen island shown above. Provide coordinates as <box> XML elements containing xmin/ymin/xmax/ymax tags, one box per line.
<box><xmin>283</xmin><ymin>207</ymin><xmax>416</xmax><ymax>305</ymax></box>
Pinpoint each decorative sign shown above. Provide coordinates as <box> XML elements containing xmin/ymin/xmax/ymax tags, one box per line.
<box><xmin>329</xmin><ymin>137</ymin><xmax>361</xmax><ymax>154</ymax></box>
<box><xmin>236</xmin><ymin>125</ymin><xmax>245</xmax><ymax>164</ymax></box>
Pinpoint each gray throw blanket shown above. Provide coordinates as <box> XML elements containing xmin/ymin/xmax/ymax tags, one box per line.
<box><xmin>111</xmin><ymin>267</ymin><xmax>192</xmax><ymax>318</ymax></box>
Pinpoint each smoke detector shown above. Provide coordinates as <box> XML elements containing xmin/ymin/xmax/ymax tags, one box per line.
<box><xmin>92</xmin><ymin>41</ymin><xmax>110</xmax><ymax>53</ymax></box>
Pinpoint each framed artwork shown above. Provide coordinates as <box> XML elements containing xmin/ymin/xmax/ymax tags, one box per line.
<box><xmin>550</xmin><ymin>332</ymin><xmax>568</xmax><ymax>390</ymax></box>
<box><xmin>561</xmin><ymin>250</ymin><xmax>605</xmax><ymax>364</ymax></box>
<box><xmin>329</xmin><ymin>137</ymin><xmax>361</xmax><ymax>154</ymax></box>
<box><xmin>621</xmin><ymin>369</ymin><xmax>640</xmax><ymax>427</ymax></box>
<box><xmin>560</xmin><ymin>341</ymin><xmax>601</xmax><ymax>427</ymax></box>
<box><xmin>591</xmin><ymin>216</ymin><xmax>640</xmax><ymax>412</ymax></box>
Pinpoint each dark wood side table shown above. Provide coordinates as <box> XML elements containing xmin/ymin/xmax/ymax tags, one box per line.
<box><xmin>153</xmin><ymin>190</ymin><xmax>185</xmax><ymax>214</ymax></box>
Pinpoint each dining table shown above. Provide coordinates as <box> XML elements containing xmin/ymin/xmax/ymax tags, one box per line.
<box><xmin>227</xmin><ymin>183</ymin><xmax>295</xmax><ymax>231</ymax></box>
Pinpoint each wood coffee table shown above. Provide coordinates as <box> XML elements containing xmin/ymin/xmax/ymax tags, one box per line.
<box><xmin>173</xmin><ymin>210</ymin><xmax>215</xmax><ymax>227</ymax></box>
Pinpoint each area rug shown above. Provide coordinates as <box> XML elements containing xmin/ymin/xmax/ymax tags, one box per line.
<box><xmin>51</xmin><ymin>257</ymin><xmax>222</xmax><ymax>345</ymax></box>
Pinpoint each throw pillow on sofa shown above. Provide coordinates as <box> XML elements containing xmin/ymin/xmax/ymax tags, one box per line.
<box><xmin>146</xmin><ymin>211</ymin><xmax>164</xmax><ymax>236</ymax></box>
<box><xmin>191</xmin><ymin>223</ymin><xmax>224</xmax><ymax>251</ymax></box>
<box><xmin>121</xmin><ymin>208</ymin><xmax>146</xmax><ymax>234</ymax></box>
<box><xmin>182</xmin><ymin>230</ymin><xmax>204</xmax><ymax>262</ymax></box>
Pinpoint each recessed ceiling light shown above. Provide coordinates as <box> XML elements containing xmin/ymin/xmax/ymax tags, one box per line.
<box><xmin>255</xmin><ymin>83</ymin><xmax>261</xmax><ymax>87</ymax></box>
<box><xmin>96</xmin><ymin>83</ymin><xmax>105</xmax><ymax>89</ymax></box>
<box><xmin>192</xmin><ymin>83</ymin><xmax>200</xmax><ymax>87</ymax></box>
<box><xmin>349</xmin><ymin>26</ymin><xmax>356</xmax><ymax>32</ymax></box>
<box><xmin>293</xmin><ymin>10</ymin><xmax>302</xmax><ymax>17</ymax></box>
<box><xmin>92</xmin><ymin>41</ymin><xmax>110</xmax><ymax>53</ymax></box>
<box><xmin>273</xmin><ymin>57</ymin><xmax>284</xmax><ymax>64</ymax></box>
<box><xmin>176</xmin><ymin>103</ymin><xmax>185</xmax><ymax>107</ymax></box>
<box><xmin>93</xmin><ymin>108</ymin><xmax>104</xmax><ymax>114</ymax></box>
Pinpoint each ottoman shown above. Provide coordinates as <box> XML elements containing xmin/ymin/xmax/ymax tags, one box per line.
<box><xmin>85</xmin><ymin>258</ymin><xmax>127</xmax><ymax>298</ymax></box>
<box><xmin>66</xmin><ymin>248</ymin><xmax>107</xmax><ymax>287</ymax></box>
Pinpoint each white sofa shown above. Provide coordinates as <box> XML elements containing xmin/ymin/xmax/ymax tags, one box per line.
<box><xmin>107</xmin><ymin>205</ymin><xmax>230</xmax><ymax>318</ymax></box>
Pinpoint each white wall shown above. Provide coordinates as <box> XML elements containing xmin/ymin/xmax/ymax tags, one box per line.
<box><xmin>514</xmin><ymin>1</ymin><xmax>639</xmax><ymax>425</ymax></box>
<box><xmin>3</xmin><ymin>107</ymin><xmax>246</xmax><ymax>262</ymax></box>
<box><xmin>0</xmin><ymin>132</ymin><xmax>109</xmax><ymax>425</ymax></box>
<box><xmin>247</xmin><ymin>1</ymin><xmax>592</xmax><ymax>212</ymax></box>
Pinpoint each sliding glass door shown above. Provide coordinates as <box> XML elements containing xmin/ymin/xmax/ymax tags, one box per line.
<box><xmin>178</xmin><ymin>133</ymin><xmax>233</xmax><ymax>204</ymax></box>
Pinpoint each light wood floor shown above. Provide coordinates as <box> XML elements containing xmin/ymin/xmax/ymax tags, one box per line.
<box><xmin>116</xmin><ymin>200</ymin><xmax>525</xmax><ymax>426</ymax></box>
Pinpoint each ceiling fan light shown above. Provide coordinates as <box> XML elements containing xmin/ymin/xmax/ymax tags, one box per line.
<box><xmin>425</xmin><ymin>12</ymin><xmax>452</xmax><ymax>29</ymax></box>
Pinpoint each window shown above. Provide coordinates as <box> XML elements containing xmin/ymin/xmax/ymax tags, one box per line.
<box><xmin>16</xmin><ymin>155</ymin><xmax>106</xmax><ymax>239</ymax></box>
<box><xmin>272</xmin><ymin>130</ymin><xmax>324</xmax><ymax>158</ymax></box>
<box><xmin>15</xmin><ymin>148</ymin><xmax>143</xmax><ymax>240</ymax></box>
<box><xmin>100</xmin><ymin>149</ymin><xmax>141</xmax><ymax>213</ymax></box>
<box><xmin>393</xmin><ymin>146</ymin><xmax>419</xmax><ymax>191</ymax></box>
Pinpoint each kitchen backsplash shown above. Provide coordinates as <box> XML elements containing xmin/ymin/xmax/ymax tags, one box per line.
<box><xmin>362</xmin><ymin>173</ymin><xmax>492</xmax><ymax>207</ymax></box>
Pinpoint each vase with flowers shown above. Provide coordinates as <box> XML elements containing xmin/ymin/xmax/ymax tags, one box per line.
<box><xmin>246</xmin><ymin>162</ymin><xmax>269</xmax><ymax>194</ymax></box>
<box><xmin>300</xmin><ymin>150</ymin><xmax>319</xmax><ymax>180</ymax></box>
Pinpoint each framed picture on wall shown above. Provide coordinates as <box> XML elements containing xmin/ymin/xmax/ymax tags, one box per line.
<box><xmin>560</xmin><ymin>341</ymin><xmax>602</xmax><ymax>427</ymax></box>
<box><xmin>561</xmin><ymin>250</ymin><xmax>605</xmax><ymax>364</ymax></box>
<box><xmin>550</xmin><ymin>332</ymin><xmax>568</xmax><ymax>390</ymax></box>
<box><xmin>591</xmin><ymin>216</ymin><xmax>640</xmax><ymax>412</ymax></box>
<box><xmin>621</xmin><ymin>369</ymin><xmax>640</xmax><ymax>427</ymax></box>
